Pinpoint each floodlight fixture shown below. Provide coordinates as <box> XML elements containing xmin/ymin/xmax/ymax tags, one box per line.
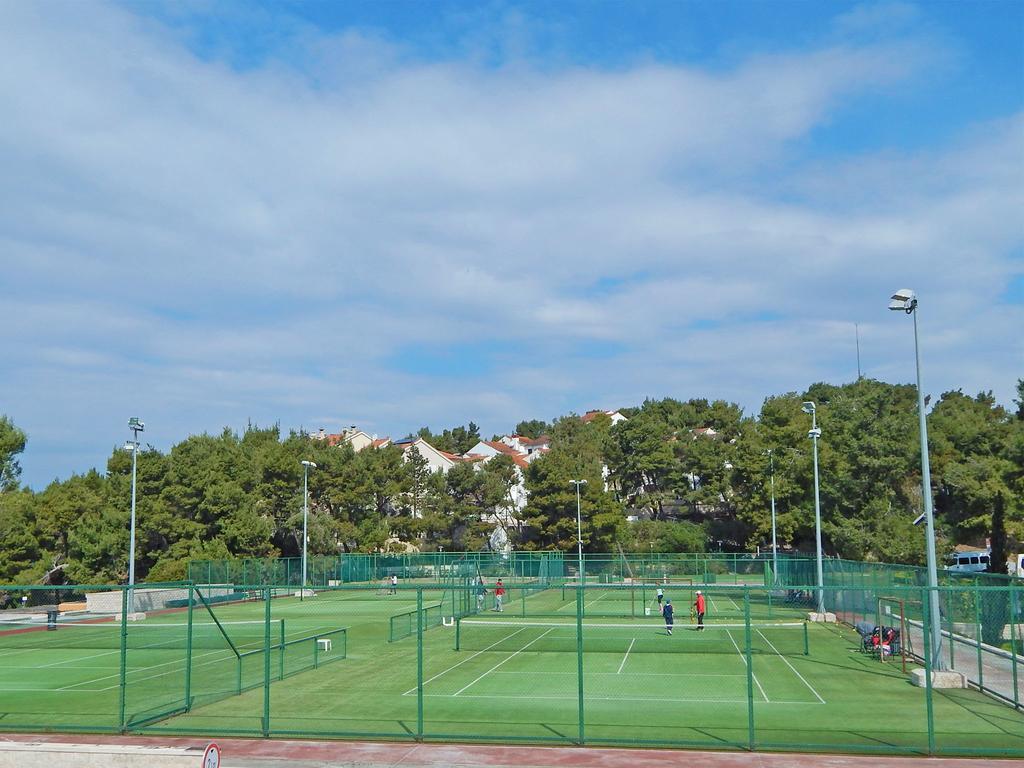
<box><xmin>889</xmin><ymin>288</ymin><xmax>918</xmax><ymax>313</ymax></box>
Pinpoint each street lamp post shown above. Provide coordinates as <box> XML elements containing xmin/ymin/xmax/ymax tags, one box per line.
<box><xmin>767</xmin><ymin>449</ymin><xmax>779</xmax><ymax>586</ymax></box>
<box><xmin>801</xmin><ymin>402</ymin><xmax>826</xmax><ymax>615</ymax></box>
<box><xmin>126</xmin><ymin>418</ymin><xmax>144</xmax><ymax>614</ymax></box>
<box><xmin>571</xmin><ymin>480</ymin><xmax>587</xmax><ymax>585</ymax></box>
<box><xmin>300</xmin><ymin>460</ymin><xmax>317</xmax><ymax>597</ymax></box>
<box><xmin>889</xmin><ymin>288</ymin><xmax>944</xmax><ymax>669</ymax></box>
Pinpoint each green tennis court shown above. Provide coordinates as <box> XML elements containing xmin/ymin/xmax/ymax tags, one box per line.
<box><xmin>3</xmin><ymin>583</ymin><xmax>1024</xmax><ymax>757</ymax></box>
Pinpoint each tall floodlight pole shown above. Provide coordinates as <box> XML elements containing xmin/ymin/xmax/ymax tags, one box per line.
<box><xmin>126</xmin><ymin>418</ymin><xmax>144</xmax><ymax>614</ymax></box>
<box><xmin>801</xmin><ymin>402</ymin><xmax>825</xmax><ymax>615</ymax></box>
<box><xmin>571</xmin><ymin>480</ymin><xmax>587</xmax><ymax>585</ymax></box>
<box><xmin>300</xmin><ymin>460</ymin><xmax>317</xmax><ymax>595</ymax></box>
<box><xmin>767</xmin><ymin>449</ymin><xmax>779</xmax><ymax>586</ymax></box>
<box><xmin>889</xmin><ymin>288</ymin><xmax>944</xmax><ymax>670</ymax></box>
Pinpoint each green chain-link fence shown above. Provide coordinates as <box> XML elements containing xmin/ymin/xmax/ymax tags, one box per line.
<box><xmin>2</xmin><ymin>576</ymin><xmax>1023</xmax><ymax>755</ymax></box>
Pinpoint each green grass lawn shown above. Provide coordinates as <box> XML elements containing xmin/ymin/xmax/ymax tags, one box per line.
<box><xmin>3</xmin><ymin>586</ymin><xmax>1024</xmax><ymax>756</ymax></box>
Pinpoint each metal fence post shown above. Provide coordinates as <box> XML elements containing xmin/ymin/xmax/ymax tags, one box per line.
<box><xmin>744</xmin><ymin>588</ymin><xmax>755</xmax><ymax>750</ymax></box>
<box><xmin>947</xmin><ymin>589</ymin><xmax>955</xmax><ymax>670</ymax></box>
<box><xmin>185</xmin><ymin>586</ymin><xmax>194</xmax><ymax>710</ymax></box>
<box><xmin>922</xmin><ymin>587</ymin><xmax>936</xmax><ymax>755</ymax></box>
<box><xmin>417</xmin><ymin>588</ymin><xmax>424</xmax><ymax>741</ymax></box>
<box><xmin>576</xmin><ymin>583</ymin><xmax>585</xmax><ymax>745</ymax></box>
<box><xmin>118</xmin><ymin>587</ymin><xmax>128</xmax><ymax>732</ymax></box>
<box><xmin>262</xmin><ymin>586</ymin><xmax>271</xmax><ymax>737</ymax></box>
<box><xmin>974</xmin><ymin>584</ymin><xmax>983</xmax><ymax>692</ymax></box>
<box><xmin>1012</xmin><ymin>582</ymin><xmax>1020</xmax><ymax>710</ymax></box>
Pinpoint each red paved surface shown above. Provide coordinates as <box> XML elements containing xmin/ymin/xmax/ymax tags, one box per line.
<box><xmin>0</xmin><ymin>733</ymin><xmax>1012</xmax><ymax>767</ymax></box>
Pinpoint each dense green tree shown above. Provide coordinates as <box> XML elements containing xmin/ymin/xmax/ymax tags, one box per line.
<box><xmin>514</xmin><ymin>420</ymin><xmax>550</xmax><ymax>439</ymax></box>
<box><xmin>0</xmin><ymin>415</ymin><xmax>27</xmax><ymax>492</ymax></box>
<box><xmin>2</xmin><ymin>376</ymin><xmax>1020</xmax><ymax>587</ymax></box>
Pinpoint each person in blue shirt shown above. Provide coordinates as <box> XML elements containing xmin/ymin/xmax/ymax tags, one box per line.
<box><xmin>663</xmin><ymin>598</ymin><xmax>674</xmax><ymax>635</ymax></box>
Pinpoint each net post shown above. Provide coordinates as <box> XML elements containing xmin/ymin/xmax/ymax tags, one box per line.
<box><xmin>279</xmin><ymin>618</ymin><xmax>285</xmax><ymax>680</ymax></box>
<box><xmin>743</xmin><ymin>588</ymin><xmax>755</xmax><ymax>750</ymax></box>
<box><xmin>184</xmin><ymin>585</ymin><xmax>194</xmax><ymax>709</ymax></box>
<box><xmin>118</xmin><ymin>587</ymin><xmax>128</xmax><ymax>733</ymax></box>
<box><xmin>576</xmin><ymin>582</ymin><xmax>585</xmax><ymax>745</ymax></box>
<box><xmin>416</xmin><ymin>587</ymin><xmax>424</xmax><ymax>741</ymax></box>
<box><xmin>261</xmin><ymin>586</ymin><xmax>271</xmax><ymax>737</ymax></box>
<box><xmin>803</xmin><ymin>621</ymin><xmax>809</xmax><ymax>655</ymax></box>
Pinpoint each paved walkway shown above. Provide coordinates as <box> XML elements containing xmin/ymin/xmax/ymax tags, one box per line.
<box><xmin>0</xmin><ymin>733</ymin><xmax>1014</xmax><ymax>768</ymax></box>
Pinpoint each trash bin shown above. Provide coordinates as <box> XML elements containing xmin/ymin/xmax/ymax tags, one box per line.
<box><xmin>46</xmin><ymin>609</ymin><xmax>58</xmax><ymax>630</ymax></box>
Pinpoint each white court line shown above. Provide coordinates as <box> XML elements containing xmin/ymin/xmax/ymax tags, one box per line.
<box><xmin>402</xmin><ymin>627</ymin><xmax>532</xmax><ymax>696</ymax></box>
<box><xmin>419</xmin><ymin>692</ymin><xmax>820</xmax><ymax>705</ymax></box>
<box><xmin>616</xmin><ymin>638</ymin><xmax>636</xmax><ymax>674</ymax></box>
<box><xmin>453</xmin><ymin>628</ymin><xmax>555</xmax><ymax>696</ymax></box>
<box><xmin>756</xmin><ymin>628</ymin><xmax>825</xmax><ymax>704</ymax></box>
<box><xmin>0</xmin><ymin>686</ymin><xmax>110</xmax><ymax>692</ymax></box>
<box><xmin>726</xmin><ymin>629</ymin><xmax>768</xmax><ymax>703</ymax></box>
<box><xmin>487</xmin><ymin>671</ymin><xmax>745</xmax><ymax>679</ymax></box>
<box><xmin>61</xmin><ymin>645</ymin><xmax>238</xmax><ymax>692</ymax></box>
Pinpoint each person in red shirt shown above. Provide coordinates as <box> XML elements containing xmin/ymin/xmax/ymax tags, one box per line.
<box><xmin>694</xmin><ymin>590</ymin><xmax>706</xmax><ymax>630</ymax></box>
<box><xmin>494</xmin><ymin>579</ymin><xmax>505</xmax><ymax>612</ymax></box>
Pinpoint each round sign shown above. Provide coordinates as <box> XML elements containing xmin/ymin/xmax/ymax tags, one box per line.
<box><xmin>202</xmin><ymin>743</ymin><xmax>221</xmax><ymax>768</ymax></box>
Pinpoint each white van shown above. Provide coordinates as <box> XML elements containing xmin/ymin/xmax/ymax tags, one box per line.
<box><xmin>1009</xmin><ymin>554</ymin><xmax>1024</xmax><ymax>578</ymax></box>
<box><xmin>946</xmin><ymin>550</ymin><xmax>991</xmax><ymax>573</ymax></box>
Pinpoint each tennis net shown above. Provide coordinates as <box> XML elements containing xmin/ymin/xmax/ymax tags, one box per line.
<box><xmin>454</xmin><ymin>619</ymin><xmax>809</xmax><ymax>656</ymax></box>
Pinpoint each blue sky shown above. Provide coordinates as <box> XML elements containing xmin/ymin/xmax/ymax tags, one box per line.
<box><xmin>2</xmin><ymin>1</ymin><xmax>1022</xmax><ymax>489</ymax></box>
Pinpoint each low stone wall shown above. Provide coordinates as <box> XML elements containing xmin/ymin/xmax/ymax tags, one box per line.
<box><xmin>85</xmin><ymin>585</ymin><xmax>235</xmax><ymax>614</ymax></box>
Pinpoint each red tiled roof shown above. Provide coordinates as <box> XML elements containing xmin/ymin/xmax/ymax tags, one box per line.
<box><xmin>519</xmin><ymin>435</ymin><xmax>549</xmax><ymax>447</ymax></box>
<box><xmin>481</xmin><ymin>440</ymin><xmax>521</xmax><ymax>456</ymax></box>
<box><xmin>480</xmin><ymin>441</ymin><xmax>529</xmax><ymax>469</ymax></box>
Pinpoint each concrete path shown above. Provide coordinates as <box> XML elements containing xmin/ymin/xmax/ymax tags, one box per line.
<box><xmin>0</xmin><ymin>734</ymin><xmax>1014</xmax><ymax>768</ymax></box>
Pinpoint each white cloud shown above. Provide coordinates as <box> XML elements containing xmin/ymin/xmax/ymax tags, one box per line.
<box><xmin>0</xmin><ymin>2</ymin><xmax>1020</xmax><ymax>487</ymax></box>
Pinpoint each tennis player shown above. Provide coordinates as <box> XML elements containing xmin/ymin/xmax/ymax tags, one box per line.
<box><xmin>389</xmin><ymin>574</ymin><xmax>398</xmax><ymax>595</ymax></box>
<box><xmin>656</xmin><ymin>586</ymin><xmax>664</xmax><ymax>612</ymax></box>
<box><xmin>663</xmin><ymin>598</ymin><xmax>674</xmax><ymax>635</ymax></box>
<box><xmin>694</xmin><ymin>590</ymin><xmax>706</xmax><ymax>630</ymax></box>
<box><xmin>475</xmin><ymin>577</ymin><xmax>487</xmax><ymax>612</ymax></box>
<box><xmin>494</xmin><ymin>579</ymin><xmax>505</xmax><ymax>612</ymax></box>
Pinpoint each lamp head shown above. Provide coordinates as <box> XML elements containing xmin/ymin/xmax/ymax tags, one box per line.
<box><xmin>123</xmin><ymin>441</ymin><xmax>136</xmax><ymax>451</ymax></box>
<box><xmin>808</xmin><ymin>427</ymin><xmax>822</xmax><ymax>440</ymax></box>
<box><xmin>801</xmin><ymin>401</ymin><xmax>816</xmax><ymax>414</ymax></box>
<box><xmin>301</xmin><ymin>460</ymin><xmax>317</xmax><ymax>469</ymax></box>
<box><xmin>128</xmin><ymin>417</ymin><xmax>144</xmax><ymax>432</ymax></box>
<box><xmin>889</xmin><ymin>288</ymin><xmax>917</xmax><ymax>314</ymax></box>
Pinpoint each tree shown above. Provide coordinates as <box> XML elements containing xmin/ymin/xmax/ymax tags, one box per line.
<box><xmin>0</xmin><ymin>415</ymin><xmax>27</xmax><ymax>492</ymax></box>
<box><xmin>989</xmin><ymin>493</ymin><xmax>1009</xmax><ymax>576</ymax></box>
<box><xmin>514</xmin><ymin>419</ymin><xmax>550</xmax><ymax>439</ymax></box>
